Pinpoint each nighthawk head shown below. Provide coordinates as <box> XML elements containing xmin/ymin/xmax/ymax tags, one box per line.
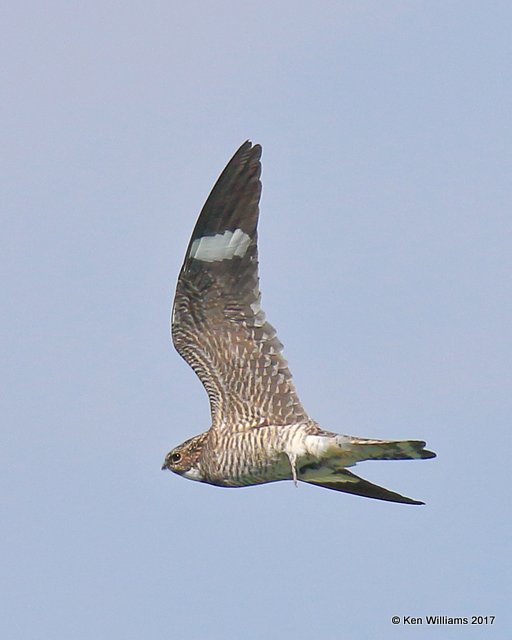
<box><xmin>161</xmin><ymin>433</ymin><xmax>207</xmax><ymax>481</ymax></box>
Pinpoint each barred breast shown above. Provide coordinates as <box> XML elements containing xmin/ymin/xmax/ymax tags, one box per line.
<box><xmin>201</xmin><ymin>423</ymin><xmax>315</xmax><ymax>487</ymax></box>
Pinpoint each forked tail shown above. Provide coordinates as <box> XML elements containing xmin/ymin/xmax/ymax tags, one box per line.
<box><xmin>298</xmin><ymin>435</ymin><xmax>436</xmax><ymax>504</ymax></box>
<box><xmin>343</xmin><ymin>437</ymin><xmax>436</xmax><ymax>462</ymax></box>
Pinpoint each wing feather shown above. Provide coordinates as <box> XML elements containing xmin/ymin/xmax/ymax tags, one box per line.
<box><xmin>171</xmin><ymin>141</ymin><xmax>308</xmax><ymax>431</ymax></box>
<box><xmin>304</xmin><ymin>469</ymin><xmax>425</xmax><ymax>505</ymax></box>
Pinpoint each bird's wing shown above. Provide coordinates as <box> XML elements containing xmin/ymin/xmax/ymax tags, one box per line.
<box><xmin>171</xmin><ymin>141</ymin><xmax>309</xmax><ymax>431</ymax></box>
<box><xmin>303</xmin><ymin>469</ymin><xmax>425</xmax><ymax>505</ymax></box>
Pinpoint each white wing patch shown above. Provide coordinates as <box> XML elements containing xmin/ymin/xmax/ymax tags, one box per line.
<box><xmin>189</xmin><ymin>229</ymin><xmax>251</xmax><ymax>262</ymax></box>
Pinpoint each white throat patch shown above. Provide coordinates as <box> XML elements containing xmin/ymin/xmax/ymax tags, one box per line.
<box><xmin>189</xmin><ymin>229</ymin><xmax>251</xmax><ymax>262</ymax></box>
<box><xmin>182</xmin><ymin>467</ymin><xmax>203</xmax><ymax>482</ymax></box>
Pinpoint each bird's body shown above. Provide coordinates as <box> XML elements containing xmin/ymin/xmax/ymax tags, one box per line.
<box><xmin>162</xmin><ymin>141</ymin><xmax>436</xmax><ymax>505</ymax></box>
<box><xmin>185</xmin><ymin>424</ymin><xmax>301</xmax><ymax>487</ymax></box>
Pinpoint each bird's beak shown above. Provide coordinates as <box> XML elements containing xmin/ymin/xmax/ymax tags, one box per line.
<box><xmin>161</xmin><ymin>461</ymin><xmax>168</xmax><ymax>471</ymax></box>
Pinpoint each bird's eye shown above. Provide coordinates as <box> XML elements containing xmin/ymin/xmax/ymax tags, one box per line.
<box><xmin>171</xmin><ymin>452</ymin><xmax>182</xmax><ymax>463</ymax></box>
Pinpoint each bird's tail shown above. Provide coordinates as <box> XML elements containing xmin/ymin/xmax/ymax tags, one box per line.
<box><xmin>340</xmin><ymin>437</ymin><xmax>436</xmax><ymax>462</ymax></box>
<box><xmin>298</xmin><ymin>434</ymin><xmax>436</xmax><ymax>504</ymax></box>
<box><xmin>305</xmin><ymin>433</ymin><xmax>436</xmax><ymax>465</ymax></box>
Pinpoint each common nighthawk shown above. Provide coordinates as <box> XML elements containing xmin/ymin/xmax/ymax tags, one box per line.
<box><xmin>162</xmin><ymin>141</ymin><xmax>436</xmax><ymax>504</ymax></box>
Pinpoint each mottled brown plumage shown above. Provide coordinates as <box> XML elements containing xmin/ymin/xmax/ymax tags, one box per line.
<box><xmin>162</xmin><ymin>141</ymin><xmax>436</xmax><ymax>504</ymax></box>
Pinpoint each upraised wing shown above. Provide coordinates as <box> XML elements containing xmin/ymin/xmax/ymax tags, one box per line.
<box><xmin>171</xmin><ymin>141</ymin><xmax>308</xmax><ymax>431</ymax></box>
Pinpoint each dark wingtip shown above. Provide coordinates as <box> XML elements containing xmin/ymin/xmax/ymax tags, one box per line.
<box><xmin>183</xmin><ymin>140</ymin><xmax>263</xmax><ymax>247</ymax></box>
<box><xmin>304</xmin><ymin>469</ymin><xmax>431</xmax><ymax>506</ymax></box>
<box><xmin>236</xmin><ymin>139</ymin><xmax>262</xmax><ymax>159</ymax></box>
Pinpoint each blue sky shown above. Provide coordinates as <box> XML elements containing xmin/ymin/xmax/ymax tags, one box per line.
<box><xmin>2</xmin><ymin>2</ymin><xmax>511</xmax><ymax>638</ymax></box>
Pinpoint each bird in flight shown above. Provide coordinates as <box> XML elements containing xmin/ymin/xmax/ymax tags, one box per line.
<box><xmin>162</xmin><ymin>141</ymin><xmax>436</xmax><ymax>504</ymax></box>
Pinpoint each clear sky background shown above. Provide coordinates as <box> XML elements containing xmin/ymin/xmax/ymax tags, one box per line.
<box><xmin>2</xmin><ymin>2</ymin><xmax>511</xmax><ymax>638</ymax></box>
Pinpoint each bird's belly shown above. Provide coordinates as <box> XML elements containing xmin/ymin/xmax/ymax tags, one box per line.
<box><xmin>205</xmin><ymin>436</ymin><xmax>293</xmax><ymax>487</ymax></box>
